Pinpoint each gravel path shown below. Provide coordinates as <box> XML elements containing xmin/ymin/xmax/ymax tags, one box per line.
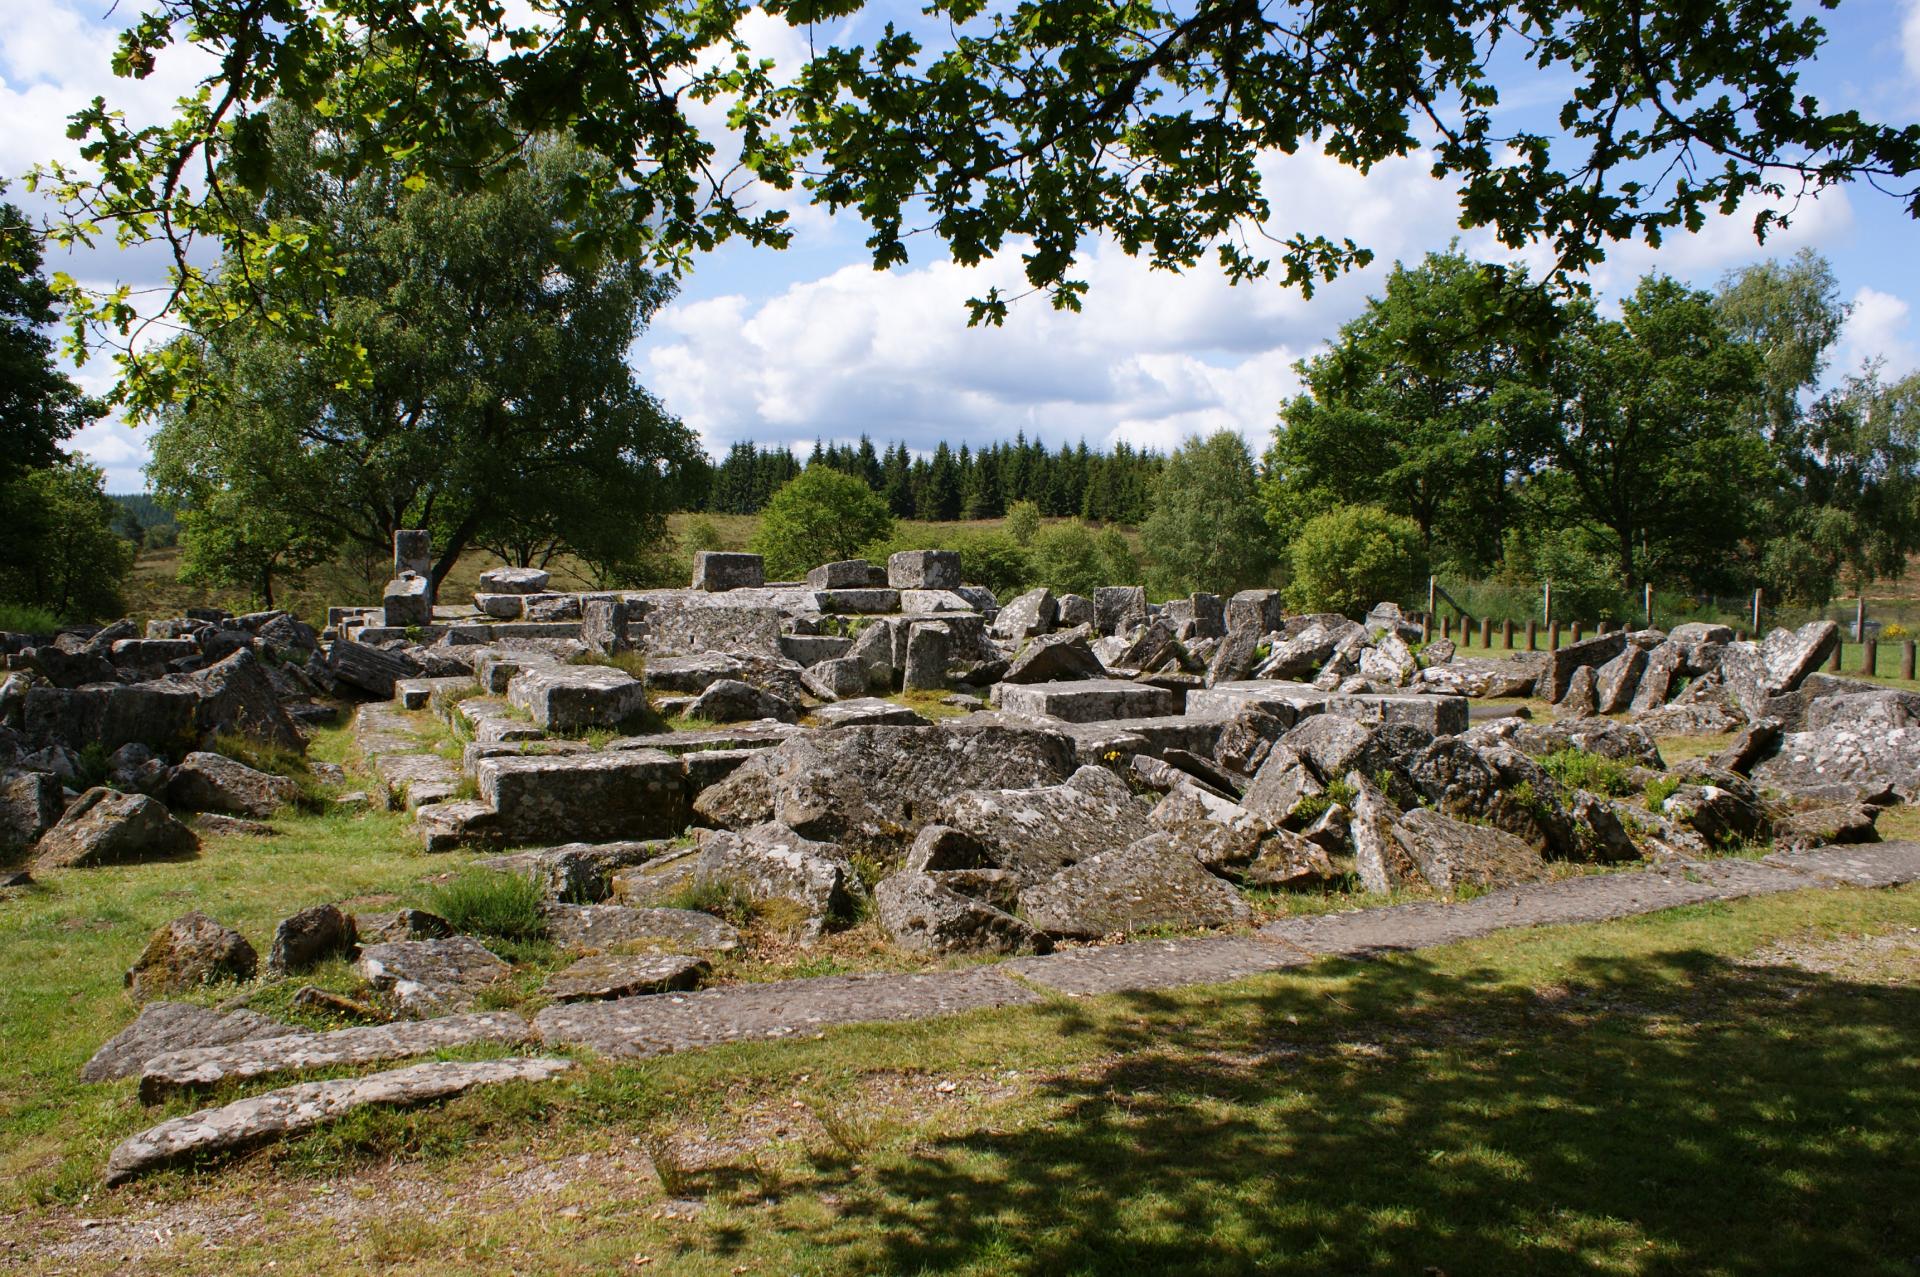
<box><xmin>537</xmin><ymin>842</ymin><xmax>1920</xmax><ymax>1050</ymax></box>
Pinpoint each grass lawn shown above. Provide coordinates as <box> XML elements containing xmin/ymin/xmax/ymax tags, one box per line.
<box><xmin>4</xmin><ymin>782</ymin><xmax>1916</xmax><ymax>1276</ymax></box>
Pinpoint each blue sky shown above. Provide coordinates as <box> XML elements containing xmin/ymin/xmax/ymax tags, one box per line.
<box><xmin>4</xmin><ymin>0</ymin><xmax>1917</xmax><ymax>492</ymax></box>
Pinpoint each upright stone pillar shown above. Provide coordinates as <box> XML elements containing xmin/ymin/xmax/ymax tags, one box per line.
<box><xmin>582</xmin><ymin>598</ymin><xmax>630</xmax><ymax>657</ymax></box>
<box><xmin>393</xmin><ymin>530</ymin><xmax>433</xmax><ymax>603</ymax></box>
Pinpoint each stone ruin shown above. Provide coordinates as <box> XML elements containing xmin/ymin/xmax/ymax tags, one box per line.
<box><xmin>9</xmin><ymin>531</ymin><xmax>1920</xmax><ymax>1180</ymax></box>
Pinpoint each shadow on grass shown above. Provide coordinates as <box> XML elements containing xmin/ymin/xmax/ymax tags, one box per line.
<box><xmin>809</xmin><ymin>948</ymin><xmax>1920</xmax><ymax>1274</ymax></box>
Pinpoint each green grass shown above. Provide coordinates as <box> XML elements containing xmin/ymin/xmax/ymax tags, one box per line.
<box><xmin>5</xmin><ymin>884</ymin><xmax>1912</xmax><ymax>1273</ymax></box>
<box><xmin>1538</xmin><ymin>747</ymin><xmax>1639</xmax><ymax>797</ymax></box>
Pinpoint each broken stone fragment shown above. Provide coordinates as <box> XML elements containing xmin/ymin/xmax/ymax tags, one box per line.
<box><xmin>35</xmin><ymin>789</ymin><xmax>199</xmax><ymax>871</ymax></box>
<box><xmin>125</xmin><ymin>912</ymin><xmax>257</xmax><ymax>1004</ymax></box>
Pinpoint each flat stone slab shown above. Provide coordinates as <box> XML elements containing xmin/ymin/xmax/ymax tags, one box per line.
<box><xmin>991</xmin><ymin>679</ymin><xmax>1181</xmax><ymax>723</ymax></box>
<box><xmin>1183</xmin><ymin>681</ymin><xmax>1330</xmax><ymax>724</ymax></box>
<box><xmin>81</xmin><ymin>1003</ymin><xmax>305</xmax><ymax>1084</ymax></box>
<box><xmin>1763</xmin><ymin>839</ymin><xmax>1920</xmax><ymax>888</ymax></box>
<box><xmin>542</xmin><ymin>953</ymin><xmax>709</xmax><ymax>1002</ymax></box>
<box><xmin>357</xmin><ymin>937</ymin><xmax>510</xmax><ymax>1013</ymax></box>
<box><xmin>1325</xmin><ymin>692</ymin><xmax>1470</xmax><ymax>737</ymax></box>
<box><xmin>105</xmin><ymin>1058</ymin><xmax>575</xmax><ymax>1184</ymax></box>
<box><xmin>810</xmin><ymin>698</ymin><xmax>930</xmax><ymax>729</ymax></box>
<box><xmin>476</xmin><ymin>750</ymin><xmax>690</xmax><ymax>844</ymax></box>
<box><xmin>534</xmin><ymin>968</ymin><xmax>1042</xmax><ymax>1057</ymax></box>
<box><xmin>138</xmin><ymin>1011</ymin><xmax>531</xmax><ymax>1101</ymax></box>
<box><xmin>541</xmin><ymin>902</ymin><xmax>743</xmax><ymax>953</ymax></box>
<box><xmin>373</xmin><ymin>752</ymin><xmax>463</xmax><ymax>810</ymax></box>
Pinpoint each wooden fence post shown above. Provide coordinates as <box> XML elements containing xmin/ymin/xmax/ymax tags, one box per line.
<box><xmin>1525</xmin><ymin>620</ymin><xmax>1537</xmax><ymax>651</ymax></box>
<box><xmin>1863</xmin><ymin>637</ymin><xmax>1878</xmax><ymax>678</ymax></box>
<box><xmin>1830</xmin><ymin>643</ymin><xmax>1843</xmax><ymax>672</ymax></box>
<box><xmin>1479</xmin><ymin>616</ymin><xmax>1492</xmax><ymax>649</ymax></box>
<box><xmin>1549</xmin><ymin>621</ymin><xmax>1561</xmax><ymax>650</ymax></box>
<box><xmin>1644</xmin><ymin>582</ymin><xmax>1653</xmax><ymax>629</ymax></box>
<box><xmin>1502</xmin><ymin>619</ymin><xmax>1514</xmax><ymax>650</ymax></box>
<box><xmin>1751</xmin><ymin>588</ymin><xmax>1762</xmax><ymax>635</ymax></box>
<box><xmin>1570</xmin><ymin>622</ymin><xmax>1583</xmax><ymax>644</ymax></box>
<box><xmin>1441</xmin><ymin>615</ymin><xmax>1451</xmax><ymax>640</ymax></box>
<box><xmin>1903</xmin><ymin>640</ymin><xmax>1916</xmax><ymax>682</ymax></box>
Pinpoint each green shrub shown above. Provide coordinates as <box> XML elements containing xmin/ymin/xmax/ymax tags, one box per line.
<box><xmin>1004</xmin><ymin>500</ymin><xmax>1042</xmax><ymax>546</ymax></box>
<box><xmin>1644</xmin><ymin>774</ymin><xmax>1682</xmax><ymax>811</ymax></box>
<box><xmin>0</xmin><ymin>602</ymin><xmax>62</xmax><ymax>633</ymax></box>
<box><xmin>1284</xmin><ymin>504</ymin><xmax>1425</xmax><ymax>618</ymax></box>
<box><xmin>751</xmin><ymin>468</ymin><xmax>895</xmax><ymax>578</ymax></box>
<box><xmin>422</xmin><ymin>870</ymin><xmax>550</xmax><ymax>942</ymax></box>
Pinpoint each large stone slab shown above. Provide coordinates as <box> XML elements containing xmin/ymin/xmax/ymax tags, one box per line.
<box><xmin>474</xmin><ymin>840</ymin><xmax>668</xmax><ymax>903</ymax></box>
<box><xmin>934</xmin><ymin>765</ymin><xmax>1153</xmax><ymax>884</ymax></box>
<box><xmin>1542</xmin><ymin>631</ymin><xmax>1626</xmax><ymax>703</ymax></box>
<box><xmin>533</xmin><ymin>968</ymin><xmax>1040</xmax><ymax>1057</ymax></box>
<box><xmin>476</xmin><ymin>750</ymin><xmax>691</xmax><ymax>844</ymax></box>
<box><xmin>874</xmin><ymin>872</ymin><xmax>1047</xmax><ymax>955</ymax></box>
<box><xmin>1017</xmin><ymin>833</ymin><xmax>1252</xmax><ymax>939</ymax></box>
<box><xmin>1000</xmin><ymin>631</ymin><xmax>1106</xmax><ymax>684</ymax></box>
<box><xmin>991</xmin><ymin>678</ymin><xmax>1180</xmax><ymax>723</ymax></box>
<box><xmin>35</xmin><ymin>789</ymin><xmax>199</xmax><ymax>870</ymax></box>
<box><xmin>81</xmin><ymin>1003</ymin><xmax>304</xmax><ymax>1084</ymax></box>
<box><xmin>887</xmin><ymin>550</ymin><xmax>961</xmax><ymax>590</ymax></box>
<box><xmin>506</xmin><ymin>664</ymin><xmax>647</xmax><ymax>731</ymax></box>
<box><xmin>167</xmin><ymin>751</ymin><xmax>300</xmax><ymax>819</ymax></box>
<box><xmin>478</xmin><ymin>566</ymin><xmax>550</xmax><ymax>595</ymax></box>
<box><xmin>543</xmin><ymin>952</ymin><xmax>709</xmax><ymax>1001</ymax></box>
<box><xmin>105</xmin><ymin>1058</ymin><xmax>575</xmax><ymax>1184</ymax></box>
<box><xmin>1325</xmin><ymin>692</ymin><xmax>1469</xmax><ymax>737</ymax></box>
<box><xmin>138</xmin><ymin>1011</ymin><xmax>532</xmax><ymax>1101</ymax></box>
<box><xmin>356</xmin><ymin>936</ymin><xmax>510</xmax><ymax>1013</ymax></box>
<box><xmin>692</xmin><ymin>721</ymin><xmax>1077</xmax><ymax>854</ymax></box>
<box><xmin>1184</xmin><ymin>680</ymin><xmax>1329</xmax><ymax>726</ymax></box>
<box><xmin>21</xmin><ymin>682</ymin><xmax>200</xmax><ymax>754</ymax></box>
<box><xmin>644</xmin><ymin>604</ymin><xmax>784</xmax><ymax>658</ymax></box>
<box><xmin>541</xmin><ymin>901</ymin><xmax>743</xmax><ymax>953</ymax></box>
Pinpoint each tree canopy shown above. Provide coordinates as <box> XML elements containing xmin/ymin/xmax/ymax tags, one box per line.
<box><xmin>142</xmin><ymin>110</ymin><xmax>704</xmax><ymax>601</ymax></box>
<box><xmin>35</xmin><ymin>0</ymin><xmax>1920</xmax><ymax>386</ymax></box>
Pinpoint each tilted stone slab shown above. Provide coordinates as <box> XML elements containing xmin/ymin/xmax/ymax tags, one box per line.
<box><xmin>534</xmin><ymin>968</ymin><xmax>1040</xmax><ymax>1058</ymax></box>
<box><xmin>357</xmin><ymin>936</ymin><xmax>510</xmax><ymax>1013</ymax></box>
<box><xmin>104</xmin><ymin>1058</ymin><xmax>575</xmax><ymax>1184</ymax></box>
<box><xmin>506</xmin><ymin>664</ymin><xmax>647</xmax><ymax>731</ymax></box>
<box><xmin>1763</xmin><ymin>839</ymin><xmax>1920</xmax><ymax>887</ymax></box>
<box><xmin>542</xmin><ymin>953</ymin><xmax>709</xmax><ymax>1002</ymax></box>
<box><xmin>476</xmin><ymin>750</ymin><xmax>690</xmax><ymax>844</ymax></box>
<box><xmin>138</xmin><ymin>1011</ymin><xmax>532</xmax><ymax>1101</ymax></box>
<box><xmin>809</xmin><ymin>698</ymin><xmax>930</xmax><ymax>728</ymax></box>
<box><xmin>991</xmin><ymin>678</ymin><xmax>1180</xmax><ymax>723</ymax></box>
<box><xmin>81</xmin><ymin>1003</ymin><xmax>305</xmax><ymax>1084</ymax></box>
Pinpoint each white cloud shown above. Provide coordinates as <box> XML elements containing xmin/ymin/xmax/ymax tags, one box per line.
<box><xmin>1905</xmin><ymin>0</ymin><xmax>1920</xmax><ymax>78</ymax></box>
<box><xmin>1838</xmin><ymin>286</ymin><xmax>1919</xmax><ymax>379</ymax></box>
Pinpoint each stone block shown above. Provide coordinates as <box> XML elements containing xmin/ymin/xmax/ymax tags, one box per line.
<box><xmin>887</xmin><ymin>550</ymin><xmax>961</xmax><ymax>590</ymax></box>
<box><xmin>806</xmin><ymin>560</ymin><xmax>873</xmax><ymax>589</ymax></box>
<box><xmin>692</xmin><ymin>552</ymin><xmax>766</xmax><ymax>592</ymax></box>
<box><xmin>393</xmin><ymin>529</ymin><xmax>432</xmax><ymax>581</ymax></box>
<box><xmin>473</xmin><ymin>593</ymin><xmax>525</xmax><ymax>620</ymax></box>
<box><xmin>1183</xmin><ymin>680</ymin><xmax>1329</xmax><ymax>726</ymax></box>
<box><xmin>477</xmin><ymin>566</ymin><xmax>550</xmax><ymax>594</ymax></box>
<box><xmin>779</xmin><ymin>634</ymin><xmax>853</xmax><ymax>667</ymax></box>
<box><xmin>904</xmin><ymin>623</ymin><xmax>951</xmax><ymax>692</ymax></box>
<box><xmin>506</xmin><ymin>665</ymin><xmax>647</xmax><ymax>731</ymax></box>
<box><xmin>382</xmin><ymin>576</ymin><xmax>433</xmax><ymax>629</ymax></box>
<box><xmin>644</xmin><ymin>605</ymin><xmax>784</xmax><ymax>657</ymax></box>
<box><xmin>1326</xmin><ymin>693</ymin><xmax>1469</xmax><ymax>737</ymax></box>
<box><xmin>476</xmin><ymin>750</ymin><xmax>691</xmax><ymax>843</ymax></box>
<box><xmin>1094</xmin><ymin>586</ymin><xmax>1148</xmax><ymax>635</ymax></box>
<box><xmin>816</xmin><ymin>588</ymin><xmax>903</xmax><ymax>614</ymax></box>
<box><xmin>582</xmin><ymin>598</ymin><xmax>630</xmax><ymax>656</ymax></box>
<box><xmin>991</xmin><ymin>678</ymin><xmax>1180</xmax><ymax>723</ymax></box>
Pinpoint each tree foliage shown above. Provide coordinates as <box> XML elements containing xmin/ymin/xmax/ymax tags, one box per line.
<box><xmin>142</xmin><ymin>110</ymin><xmax>702</xmax><ymax>601</ymax></box>
<box><xmin>1285</xmin><ymin>505</ymin><xmax>1426</xmax><ymax>618</ymax></box>
<box><xmin>749</xmin><ymin>467</ymin><xmax>896</xmax><ymax>579</ymax></box>
<box><xmin>0</xmin><ymin>462</ymin><xmax>134</xmax><ymax>621</ymax></box>
<box><xmin>37</xmin><ymin>3</ymin><xmax>1920</xmax><ymax>380</ymax></box>
<box><xmin>1141</xmin><ymin>432</ymin><xmax>1275</xmax><ymax>597</ymax></box>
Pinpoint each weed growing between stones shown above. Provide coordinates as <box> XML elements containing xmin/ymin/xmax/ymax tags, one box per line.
<box><xmin>662</xmin><ymin>876</ymin><xmax>757</xmax><ymax>928</ymax></box>
<box><xmin>570</xmin><ymin>649</ymin><xmax>648</xmax><ymax>680</ymax></box>
<box><xmin>1644</xmin><ymin>774</ymin><xmax>1682</xmax><ymax>811</ymax></box>
<box><xmin>1538</xmin><ymin>748</ymin><xmax>1637</xmax><ymax>797</ymax></box>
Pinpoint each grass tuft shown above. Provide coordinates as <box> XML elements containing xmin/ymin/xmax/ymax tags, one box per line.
<box><xmin>1539</xmin><ymin>748</ymin><xmax>1637</xmax><ymax>797</ymax></box>
<box><xmin>421</xmin><ymin>869</ymin><xmax>549</xmax><ymax>942</ymax></box>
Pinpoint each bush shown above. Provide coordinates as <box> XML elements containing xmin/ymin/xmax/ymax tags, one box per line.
<box><xmin>947</xmin><ymin>530</ymin><xmax>1034</xmax><ymax>599</ymax></box>
<box><xmin>422</xmin><ymin>869</ymin><xmax>550</xmax><ymax>942</ymax></box>
<box><xmin>1004</xmin><ymin>500</ymin><xmax>1042</xmax><ymax>546</ymax></box>
<box><xmin>750</xmin><ymin>468</ymin><xmax>895</xmax><ymax>578</ymax></box>
<box><xmin>1284</xmin><ymin>505</ymin><xmax>1425</xmax><ymax>617</ymax></box>
<box><xmin>1498</xmin><ymin>525</ymin><xmax>1625</xmax><ymax>624</ymax></box>
<box><xmin>1539</xmin><ymin>749</ymin><xmax>1636</xmax><ymax>798</ymax></box>
<box><xmin>1028</xmin><ymin>519</ymin><xmax>1140</xmax><ymax>597</ymax></box>
<box><xmin>0</xmin><ymin>602</ymin><xmax>62</xmax><ymax>634</ymax></box>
